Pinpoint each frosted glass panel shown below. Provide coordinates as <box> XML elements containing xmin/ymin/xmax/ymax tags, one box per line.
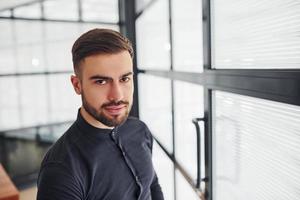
<box><xmin>16</xmin><ymin>44</ymin><xmax>46</xmax><ymax>72</ymax></box>
<box><xmin>0</xmin><ymin>49</ymin><xmax>16</xmax><ymax>74</ymax></box>
<box><xmin>19</xmin><ymin>75</ymin><xmax>48</xmax><ymax>127</ymax></box>
<box><xmin>136</xmin><ymin>0</ymin><xmax>171</xmax><ymax>70</ymax></box>
<box><xmin>138</xmin><ymin>74</ymin><xmax>173</xmax><ymax>153</ymax></box>
<box><xmin>14</xmin><ymin>3</ymin><xmax>41</xmax><ymax>18</ymax></box>
<box><xmin>0</xmin><ymin>20</ymin><xmax>14</xmax><ymax>48</ymax></box>
<box><xmin>176</xmin><ymin>170</ymin><xmax>199</xmax><ymax>200</ymax></box>
<box><xmin>0</xmin><ymin>20</ymin><xmax>118</xmax><ymax>73</ymax></box>
<box><xmin>14</xmin><ymin>20</ymin><xmax>43</xmax><ymax>45</ymax></box>
<box><xmin>82</xmin><ymin>0</ymin><xmax>118</xmax><ymax>23</ymax></box>
<box><xmin>135</xmin><ymin>0</ymin><xmax>153</xmax><ymax>14</ymax></box>
<box><xmin>212</xmin><ymin>0</ymin><xmax>300</xmax><ymax>69</ymax></box>
<box><xmin>0</xmin><ymin>10</ymin><xmax>11</xmax><ymax>17</ymax></box>
<box><xmin>44</xmin><ymin>0</ymin><xmax>78</xmax><ymax>20</ymax></box>
<box><xmin>152</xmin><ymin>142</ymin><xmax>174</xmax><ymax>200</ymax></box>
<box><xmin>172</xmin><ymin>0</ymin><xmax>203</xmax><ymax>72</ymax></box>
<box><xmin>174</xmin><ymin>81</ymin><xmax>204</xmax><ymax>179</ymax></box>
<box><xmin>49</xmin><ymin>74</ymin><xmax>80</xmax><ymax>123</ymax></box>
<box><xmin>45</xmin><ymin>41</ymin><xmax>73</xmax><ymax>71</ymax></box>
<box><xmin>0</xmin><ymin>77</ymin><xmax>20</xmax><ymax>130</ymax></box>
<box><xmin>213</xmin><ymin>91</ymin><xmax>300</xmax><ymax>200</ymax></box>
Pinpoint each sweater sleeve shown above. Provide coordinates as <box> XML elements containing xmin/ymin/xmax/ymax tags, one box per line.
<box><xmin>150</xmin><ymin>172</ymin><xmax>165</xmax><ymax>200</ymax></box>
<box><xmin>37</xmin><ymin>163</ymin><xmax>83</xmax><ymax>200</ymax></box>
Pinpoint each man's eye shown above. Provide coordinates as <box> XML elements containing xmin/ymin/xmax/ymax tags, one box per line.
<box><xmin>95</xmin><ymin>79</ymin><xmax>107</xmax><ymax>85</ymax></box>
<box><xmin>120</xmin><ymin>77</ymin><xmax>130</xmax><ymax>82</ymax></box>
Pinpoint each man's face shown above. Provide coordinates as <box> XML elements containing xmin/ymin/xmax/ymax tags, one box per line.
<box><xmin>71</xmin><ymin>51</ymin><xmax>134</xmax><ymax>128</ymax></box>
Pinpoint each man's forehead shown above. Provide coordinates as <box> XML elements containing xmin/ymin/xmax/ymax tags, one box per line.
<box><xmin>80</xmin><ymin>52</ymin><xmax>133</xmax><ymax>76</ymax></box>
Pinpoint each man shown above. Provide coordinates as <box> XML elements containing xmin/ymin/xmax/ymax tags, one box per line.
<box><xmin>37</xmin><ymin>29</ymin><xmax>164</xmax><ymax>200</ymax></box>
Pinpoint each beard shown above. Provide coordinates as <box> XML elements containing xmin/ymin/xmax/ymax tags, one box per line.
<box><xmin>81</xmin><ymin>92</ymin><xmax>132</xmax><ymax>127</ymax></box>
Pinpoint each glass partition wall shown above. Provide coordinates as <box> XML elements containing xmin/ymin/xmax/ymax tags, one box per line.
<box><xmin>137</xmin><ymin>0</ymin><xmax>300</xmax><ymax>200</ymax></box>
<box><xmin>136</xmin><ymin>0</ymin><xmax>205</xmax><ymax>199</ymax></box>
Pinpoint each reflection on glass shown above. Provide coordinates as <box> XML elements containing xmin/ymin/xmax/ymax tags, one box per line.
<box><xmin>174</xmin><ymin>81</ymin><xmax>204</xmax><ymax>179</ymax></box>
<box><xmin>213</xmin><ymin>91</ymin><xmax>300</xmax><ymax>200</ymax></box>
<box><xmin>136</xmin><ymin>0</ymin><xmax>171</xmax><ymax>70</ymax></box>
<box><xmin>138</xmin><ymin>74</ymin><xmax>173</xmax><ymax>153</ymax></box>
<box><xmin>152</xmin><ymin>142</ymin><xmax>174</xmax><ymax>200</ymax></box>
<box><xmin>172</xmin><ymin>0</ymin><xmax>203</xmax><ymax>72</ymax></box>
<box><xmin>212</xmin><ymin>0</ymin><xmax>300</xmax><ymax>69</ymax></box>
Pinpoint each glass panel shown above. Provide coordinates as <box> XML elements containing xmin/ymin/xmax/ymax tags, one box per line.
<box><xmin>172</xmin><ymin>0</ymin><xmax>203</xmax><ymax>72</ymax></box>
<box><xmin>0</xmin><ymin>77</ymin><xmax>20</xmax><ymax>130</ymax></box>
<box><xmin>16</xmin><ymin>44</ymin><xmax>46</xmax><ymax>73</ymax></box>
<box><xmin>176</xmin><ymin>170</ymin><xmax>199</xmax><ymax>200</ymax></box>
<box><xmin>14</xmin><ymin>20</ymin><xmax>43</xmax><ymax>45</ymax></box>
<box><xmin>14</xmin><ymin>3</ymin><xmax>41</xmax><ymax>18</ymax></box>
<box><xmin>152</xmin><ymin>142</ymin><xmax>174</xmax><ymax>200</ymax></box>
<box><xmin>49</xmin><ymin>74</ymin><xmax>81</xmax><ymax>123</ymax></box>
<box><xmin>0</xmin><ymin>20</ymin><xmax>14</xmax><ymax>48</ymax></box>
<box><xmin>79</xmin><ymin>23</ymin><xmax>119</xmax><ymax>33</ymax></box>
<box><xmin>0</xmin><ymin>20</ymin><xmax>119</xmax><ymax>73</ymax></box>
<box><xmin>135</xmin><ymin>0</ymin><xmax>153</xmax><ymax>14</ymax></box>
<box><xmin>43</xmin><ymin>22</ymin><xmax>118</xmax><ymax>72</ymax></box>
<box><xmin>213</xmin><ymin>91</ymin><xmax>300</xmax><ymax>200</ymax></box>
<box><xmin>212</xmin><ymin>0</ymin><xmax>300</xmax><ymax>69</ymax></box>
<box><xmin>44</xmin><ymin>0</ymin><xmax>78</xmax><ymax>20</ymax></box>
<box><xmin>0</xmin><ymin>10</ymin><xmax>11</xmax><ymax>17</ymax></box>
<box><xmin>82</xmin><ymin>0</ymin><xmax>118</xmax><ymax>23</ymax></box>
<box><xmin>138</xmin><ymin>74</ymin><xmax>173</xmax><ymax>153</ymax></box>
<box><xmin>19</xmin><ymin>75</ymin><xmax>48</xmax><ymax>127</ymax></box>
<box><xmin>45</xmin><ymin>41</ymin><xmax>73</xmax><ymax>71</ymax></box>
<box><xmin>136</xmin><ymin>0</ymin><xmax>171</xmax><ymax>70</ymax></box>
<box><xmin>0</xmin><ymin>49</ymin><xmax>16</xmax><ymax>74</ymax></box>
<box><xmin>174</xmin><ymin>81</ymin><xmax>204</xmax><ymax>179</ymax></box>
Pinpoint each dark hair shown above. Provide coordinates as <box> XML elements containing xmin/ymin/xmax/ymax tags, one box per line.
<box><xmin>71</xmin><ymin>28</ymin><xmax>134</xmax><ymax>75</ymax></box>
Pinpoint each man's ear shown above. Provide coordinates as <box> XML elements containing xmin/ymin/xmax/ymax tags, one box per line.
<box><xmin>71</xmin><ymin>75</ymin><xmax>82</xmax><ymax>95</ymax></box>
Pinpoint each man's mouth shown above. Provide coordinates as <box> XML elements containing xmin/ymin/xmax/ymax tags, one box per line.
<box><xmin>104</xmin><ymin>104</ymin><xmax>127</xmax><ymax>115</ymax></box>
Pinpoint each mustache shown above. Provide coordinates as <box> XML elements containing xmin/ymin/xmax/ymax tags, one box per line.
<box><xmin>102</xmin><ymin>100</ymin><xmax>129</xmax><ymax>108</ymax></box>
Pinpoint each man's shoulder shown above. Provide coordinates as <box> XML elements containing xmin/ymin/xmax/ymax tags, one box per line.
<box><xmin>121</xmin><ymin>116</ymin><xmax>152</xmax><ymax>140</ymax></box>
<box><xmin>125</xmin><ymin>116</ymin><xmax>147</xmax><ymax>127</ymax></box>
<box><xmin>41</xmin><ymin>123</ymin><xmax>81</xmax><ymax>167</ymax></box>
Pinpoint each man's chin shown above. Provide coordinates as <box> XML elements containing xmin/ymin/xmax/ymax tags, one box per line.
<box><xmin>101</xmin><ymin>113</ymin><xmax>128</xmax><ymax>127</ymax></box>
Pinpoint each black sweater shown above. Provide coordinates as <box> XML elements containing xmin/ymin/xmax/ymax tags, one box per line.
<box><xmin>37</xmin><ymin>111</ymin><xmax>164</xmax><ymax>200</ymax></box>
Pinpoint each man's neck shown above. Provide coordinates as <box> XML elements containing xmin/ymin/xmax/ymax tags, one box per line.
<box><xmin>80</xmin><ymin>106</ymin><xmax>114</xmax><ymax>129</ymax></box>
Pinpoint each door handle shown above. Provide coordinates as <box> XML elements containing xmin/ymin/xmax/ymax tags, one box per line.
<box><xmin>192</xmin><ymin>117</ymin><xmax>206</xmax><ymax>189</ymax></box>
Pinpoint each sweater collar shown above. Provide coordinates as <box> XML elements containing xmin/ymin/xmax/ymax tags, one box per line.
<box><xmin>75</xmin><ymin>109</ymin><xmax>113</xmax><ymax>139</ymax></box>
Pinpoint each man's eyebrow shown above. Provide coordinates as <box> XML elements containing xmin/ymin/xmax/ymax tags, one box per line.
<box><xmin>89</xmin><ymin>75</ymin><xmax>112</xmax><ymax>81</ymax></box>
<box><xmin>121</xmin><ymin>72</ymin><xmax>134</xmax><ymax>77</ymax></box>
<box><xmin>89</xmin><ymin>72</ymin><xmax>133</xmax><ymax>81</ymax></box>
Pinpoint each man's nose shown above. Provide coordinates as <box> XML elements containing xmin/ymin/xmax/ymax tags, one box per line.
<box><xmin>108</xmin><ymin>82</ymin><xmax>123</xmax><ymax>102</ymax></box>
